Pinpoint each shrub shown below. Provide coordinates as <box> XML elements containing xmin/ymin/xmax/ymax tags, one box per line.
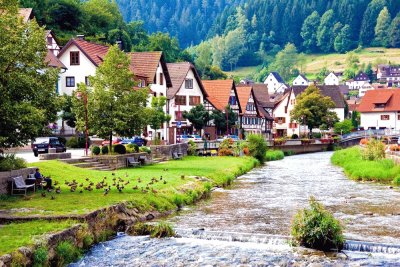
<box><xmin>218</xmin><ymin>138</ymin><xmax>234</xmax><ymax>156</ymax></box>
<box><xmin>360</xmin><ymin>138</ymin><xmax>368</xmax><ymax>145</ymax></box>
<box><xmin>0</xmin><ymin>154</ymin><xmax>27</xmax><ymax>171</ymax></box>
<box><xmin>291</xmin><ymin>134</ymin><xmax>299</xmax><ymax>139</ymax></box>
<box><xmin>150</xmin><ymin>222</ymin><xmax>176</xmax><ymax>238</ymax></box>
<box><xmin>362</xmin><ymin>138</ymin><xmax>385</xmax><ymax>161</ymax></box>
<box><xmin>139</xmin><ymin>146</ymin><xmax>151</xmax><ymax>154</ymax></box>
<box><xmin>301</xmin><ymin>138</ymin><xmax>313</xmax><ymax>145</ymax></box>
<box><xmin>291</xmin><ymin>196</ymin><xmax>344</xmax><ymax>251</ymax></box>
<box><xmin>55</xmin><ymin>241</ymin><xmax>81</xmax><ymax>266</ymax></box>
<box><xmin>113</xmin><ymin>144</ymin><xmax>126</xmax><ymax>154</ymax></box>
<box><xmin>311</xmin><ymin>132</ymin><xmax>322</xmax><ymax>139</ymax></box>
<box><xmin>284</xmin><ymin>150</ymin><xmax>295</xmax><ymax>156</ymax></box>
<box><xmin>33</xmin><ymin>246</ymin><xmax>48</xmax><ymax>267</ymax></box>
<box><xmin>91</xmin><ymin>146</ymin><xmax>101</xmax><ymax>155</ymax></box>
<box><xmin>247</xmin><ymin>134</ymin><xmax>267</xmax><ymax>163</ymax></box>
<box><xmin>273</xmin><ymin>137</ymin><xmax>286</xmax><ymax>146</ymax></box>
<box><xmin>265</xmin><ymin>150</ymin><xmax>285</xmax><ymax>161</ymax></box>
<box><xmin>187</xmin><ymin>140</ymin><xmax>197</xmax><ymax>156</ymax></box>
<box><xmin>101</xmin><ymin>146</ymin><xmax>109</xmax><ymax>155</ymax></box>
<box><xmin>66</xmin><ymin>137</ymin><xmax>78</xmax><ymax>148</ymax></box>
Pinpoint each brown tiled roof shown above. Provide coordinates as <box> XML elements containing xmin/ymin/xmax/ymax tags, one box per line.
<box><xmin>292</xmin><ymin>85</ymin><xmax>346</xmax><ymax>108</ymax></box>
<box><xmin>252</xmin><ymin>84</ymin><xmax>274</xmax><ymax>108</ymax></box>
<box><xmin>358</xmin><ymin>90</ymin><xmax>400</xmax><ymax>112</ymax></box>
<box><xmin>128</xmin><ymin>52</ymin><xmax>172</xmax><ymax>87</ymax></box>
<box><xmin>18</xmin><ymin>8</ymin><xmax>33</xmax><ymax>22</ymax></box>
<box><xmin>166</xmin><ymin>62</ymin><xmax>207</xmax><ymax>99</ymax></box>
<box><xmin>45</xmin><ymin>50</ymin><xmax>66</xmax><ymax>69</ymax></box>
<box><xmin>57</xmin><ymin>38</ymin><xmax>109</xmax><ymax>67</ymax></box>
<box><xmin>236</xmin><ymin>86</ymin><xmax>252</xmax><ymax>115</ymax></box>
<box><xmin>203</xmin><ymin>80</ymin><xmax>238</xmax><ymax>111</ymax></box>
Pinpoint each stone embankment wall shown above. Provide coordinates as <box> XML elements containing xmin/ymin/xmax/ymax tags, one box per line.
<box><xmin>92</xmin><ymin>152</ymin><xmax>151</xmax><ymax>169</ymax></box>
<box><xmin>150</xmin><ymin>143</ymin><xmax>188</xmax><ymax>160</ymax></box>
<box><xmin>39</xmin><ymin>152</ymin><xmax>71</xmax><ymax>160</ymax></box>
<box><xmin>274</xmin><ymin>143</ymin><xmax>330</xmax><ymax>154</ymax></box>
<box><xmin>0</xmin><ymin>167</ymin><xmax>37</xmax><ymax>195</ymax></box>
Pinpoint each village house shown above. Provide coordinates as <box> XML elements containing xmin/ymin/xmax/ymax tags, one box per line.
<box><xmin>252</xmin><ymin>84</ymin><xmax>274</xmax><ymax>139</ymax></box>
<box><xmin>292</xmin><ymin>74</ymin><xmax>311</xmax><ymax>86</ymax></box>
<box><xmin>236</xmin><ymin>85</ymin><xmax>264</xmax><ymax>136</ymax></box>
<box><xmin>346</xmin><ymin>72</ymin><xmax>370</xmax><ymax>90</ymax></box>
<box><xmin>358</xmin><ymin>89</ymin><xmax>400</xmax><ymax>131</ymax></box>
<box><xmin>264</xmin><ymin>72</ymin><xmax>288</xmax><ymax>94</ymax></box>
<box><xmin>165</xmin><ymin>62</ymin><xmax>208</xmax><ymax>144</ymax></box>
<box><xmin>202</xmin><ymin>80</ymin><xmax>242</xmax><ymax>138</ymax></box>
<box><xmin>377</xmin><ymin>65</ymin><xmax>400</xmax><ymax>87</ymax></box>
<box><xmin>324</xmin><ymin>72</ymin><xmax>340</xmax><ymax>85</ymax></box>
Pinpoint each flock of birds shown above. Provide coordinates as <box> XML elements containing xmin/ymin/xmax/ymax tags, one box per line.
<box><xmin>39</xmin><ymin>169</ymin><xmax>185</xmax><ymax>200</ymax></box>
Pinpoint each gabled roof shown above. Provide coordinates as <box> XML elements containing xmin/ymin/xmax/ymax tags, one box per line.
<box><xmin>325</xmin><ymin>72</ymin><xmax>338</xmax><ymax>78</ymax></box>
<box><xmin>166</xmin><ymin>62</ymin><xmax>207</xmax><ymax>99</ymax></box>
<box><xmin>128</xmin><ymin>52</ymin><xmax>172</xmax><ymax>87</ymax></box>
<box><xmin>252</xmin><ymin>84</ymin><xmax>274</xmax><ymax>108</ymax></box>
<box><xmin>203</xmin><ymin>79</ymin><xmax>241</xmax><ymax>112</ymax></box>
<box><xmin>358</xmin><ymin>90</ymin><xmax>400</xmax><ymax>112</ymax></box>
<box><xmin>18</xmin><ymin>8</ymin><xmax>33</xmax><ymax>22</ymax></box>
<box><xmin>57</xmin><ymin>38</ymin><xmax>109</xmax><ymax>67</ymax></box>
<box><xmin>291</xmin><ymin>85</ymin><xmax>346</xmax><ymax>108</ymax></box>
<box><xmin>298</xmin><ymin>74</ymin><xmax>309</xmax><ymax>82</ymax></box>
<box><xmin>45</xmin><ymin>50</ymin><xmax>66</xmax><ymax>69</ymax></box>
<box><xmin>270</xmin><ymin>72</ymin><xmax>284</xmax><ymax>83</ymax></box>
<box><xmin>236</xmin><ymin>86</ymin><xmax>253</xmax><ymax>115</ymax></box>
<box><xmin>354</xmin><ymin>71</ymin><xmax>369</xmax><ymax>81</ymax></box>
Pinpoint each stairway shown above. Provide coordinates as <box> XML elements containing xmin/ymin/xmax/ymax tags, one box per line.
<box><xmin>60</xmin><ymin>158</ymin><xmax>113</xmax><ymax>171</ymax></box>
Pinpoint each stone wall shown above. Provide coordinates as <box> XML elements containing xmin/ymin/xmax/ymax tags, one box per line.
<box><xmin>0</xmin><ymin>167</ymin><xmax>37</xmax><ymax>195</ymax></box>
<box><xmin>150</xmin><ymin>143</ymin><xmax>188</xmax><ymax>160</ymax></box>
<box><xmin>93</xmin><ymin>153</ymin><xmax>151</xmax><ymax>169</ymax></box>
<box><xmin>39</xmin><ymin>152</ymin><xmax>71</xmax><ymax>160</ymax></box>
<box><xmin>274</xmin><ymin>144</ymin><xmax>330</xmax><ymax>154</ymax></box>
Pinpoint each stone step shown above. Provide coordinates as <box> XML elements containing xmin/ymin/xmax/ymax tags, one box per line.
<box><xmin>59</xmin><ymin>158</ymin><xmax>86</xmax><ymax>164</ymax></box>
<box><xmin>83</xmin><ymin>158</ymin><xmax>99</xmax><ymax>163</ymax></box>
<box><xmin>72</xmin><ymin>162</ymin><xmax>99</xmax><ymax>168</ymax></box>
<box><xmin>89</xmin><ymin>166</ymin><xmax>114</xmax><ymax>171</ymax></box>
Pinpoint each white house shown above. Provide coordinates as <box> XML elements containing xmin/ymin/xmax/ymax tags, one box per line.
<box><xmin>324</xmin><ymin>72</ymin><xmax>340</xmax><ymax>86</ymax></box>
<box><xmin>264</xmin><ymin>72</ymin><xmax>288</xmax><ymax>94</ymax></box>
<box><xmin>45</xmin><ymin>30</ymin><xmax>61</xmax><ymax>56</ymax></box>
<box><xmin>359</xmin><ymin>82</ymin><xmax>374</xmax><ymax>98</ymax></box>
<box><xmin>166</xmin><ymin>62</ymin><xmax>208</xmax><ymax>144</ymax></box>
<box><xmin>346</xmin><ymin>72</ymin><xmax>370</xmax><ymax>90</ymax></box>
<box><xmin>377</xmin><ymin>65</ymin><xmax>400</xmax><ymax>87</ymax></box>
<box><xmin>292</xmin><ymin>74</ymin><xmax>311</xmax><ymax>86</ymax></box>
<box><xmin>237</xmin><ymin>86</ymin><xmax>263</xmax><ymax>135</ymax></box>
<box><xmin>358</xmin><ymin>89</ymin><xmax>400</xmax><ymax>131</ymax></box>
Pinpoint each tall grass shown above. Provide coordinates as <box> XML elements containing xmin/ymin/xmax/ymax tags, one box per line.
<box><xmin>331</xmin><ymin>147</ymin><xmax>400</xmax><ymax>184</ymax></box>
<box><xmin>265</xmin><ymin>150</ymin><xmax>285</xmax><ymax>162</ymax></box>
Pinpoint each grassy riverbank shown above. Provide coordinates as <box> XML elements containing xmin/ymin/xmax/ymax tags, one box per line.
<box><xmin>331</xmin><ymin>147</ymin><xmax>400</xmax><ymax>184</ymax></box>
<box><xmin>265</xmin><ymin>150</ymin><xmax>285</xmax><ymax>161</ymax></box>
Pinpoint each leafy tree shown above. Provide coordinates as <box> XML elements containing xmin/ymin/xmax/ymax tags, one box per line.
<box><xmin>269</xmin><ymin>43</ymin><xmax>299</xmax><ymax>81</ymax></box>
<box><xmin>374</xmin><ymin>7</ymin><xmax>391</xmax><ymax>47</ymax></box>
<box><xmin>107</xmin><ymin>29</ymin><xmax>132</xmax><ymax>52</ymax></box>
<box><xmin>194</xmin><ymin>42</ymin><xmax>212</xmax><ymax>75</ymax></box>
<box><xmin>316</xmin><ymin>66</ymin><xmax>330</xmax><ymax>82</ymax></box>
<box><xmin>45</xmin><ymin>0</ymin><xmax>82</xmax><ymax>32</ymax></box>
<box><xmin>183</xmin><ymin>104</ymin><xmax>210</xmax><ymax>132</ymax></box>
<box><xmin>364</xmin><ymin>63</ymin><xmax>374</xmax><ymax>81</ymax></box>
<box><xmin>211</xmin><ymin>106</ymin><xmax>237</xmax><ymax>135</ymax></box>
<box><xmin>334</xmin><ymin>119</ymin><xmax>354</xmax><ymax>135</ymax></box>
<box><xmin>147</xmin><ymin>97</ymin><xmax>171</xmax><ymax>140</ymax></box>
<box><xmin>202</xmin><ymin>66</ymin><xmax>227</xmax><ymax>80</ymax></box>
<box><xmin>334</xmin><ymin>24</ymin><xmax>354</xmax><ymax>53</ymax></box>
<box><xmin>389</xmin><ymin>13</ymin><xmax>400</xmax><ymax>47</ymax></box>
<box><xmin>290</xmin><ymin>85</ymin><xmax>339</xmax><ymax>136</ymax></box>
<box><xmin>126</xmin><ymin>21</ymin><xmax>149</xmax><ymax>50</ymax></box>
<box><xmin>351</xmin><ymin>111</ymin><xmax>360</xmax><ymax>129</ymax></box>
<box><xmin>360</xmin><ymin>0</ymin><xmax>386</xmax><ymax>45</ymax></box>
<box><xmin>60</xmin><ymin>94</ymin><xmax>76</xmax><ymax>132</ymax></box>
<box><xmin>317</xmin><ymin>10</ymin><xmax>336</xmax><ymax>53</ymax></box>
<box><xmin>301</xmin><ymin>11</ymin><xmax>320</xmax><ymax>52</ymax></box>
<box><xmin>0</xmin><ymin>0</ymin><xmax>60</xmax><ymax>148</ymax></box>
<box><xmin>224</xmin><ymin>28</ymin><xmax>246</xmax><ymax>70</ymax></box>
<box><xmin>147</xmin><ymin>32</ymin><xmax>181</xmax><ymax>62</ymax></box>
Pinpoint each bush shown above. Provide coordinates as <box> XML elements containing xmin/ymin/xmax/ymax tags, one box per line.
<box><xmin>247</xmin><ymin>134</ymin><xmax>267</xmax><ymax>163</ymax></box>
<box><xmin>218</xmin><ymin>138</ymin><xmax>234</xmax><ymax>156</ymax></box>
<box><xmin>291</xmin><ymin>196</ymin><xmax>344</xmax><ymax>251</ymax></box>
<box><xmin>291</xmin><ymin>134</ymin><xmax>299</xmax><ymax>139</ymax></box>
<box><xmin>150</xmin><ymin>222</ymin><xmax>176</xmax><ymax>238</ymax></box>
<box><xmin>66</xmin><ymin>136</ymin><xmax>87</xmax><ymax>148</ymax></box>
<box><xmin>265</xmin><ymin>150</ymin><xmax>285</xmax><ymax>161</ymax></box>
<box><xmin>101</xmin><ymin>146</ymin><xmax>109</xmax><ymax>155</ymax></box>
<box><xmin>389</xmin><ymin>144</ymin><xmax>400</xmax><ymax>152</ymax></box>
<box><xmin>362</xmin><ymin>138</ymin><xmax>385</xmax><ymax>161</ymax></box>
<box><xmin>139</xmin><ymin>146</ymin><xmax>151</xmax><ymax>154</ymax></box>
<box><xmin>33</xmin><ymin>246</ymin><xmax>48</xmax><ymax>267</ymax></box>
<box><xmin>113</xmin><ymin>144</ymin><xmax>126</xmax><ymax>154</ymax></box>
<box><xmin>273</xmin><ymin>137</ymin><xmax>286</xmax><ymax>146</ymax></box>
<box><xmin>284</xmin><ymin>150</ymin><xmax>295</xmax><ymax>156</ymax></box>
<box><xmin>91</xmin><ymin>146</ymin><xmax>101</xmax><ymax>155</ymax></box>
<box><xmin>55</xmin><ymin>241</ymin><xmax>81</xmax><ymax>266</ymax></box>
<box><xmin>187</xmin><ymin>140</ymin><xmax>197</xmax><ymax>156</ymax></box>
<box><xmin>360</xmin><ymin>138</ymin><xmax>368</xmax><ymax>145</ymax></box>
<box><xmin>0</xmin><ymin>154</ymin><xmax>27</xmax><ymax>171</ymax></box>
<box><xmin>311</xmin><ymin>132</ymin><xmax>322</xmax><ymax>139</ymax></box>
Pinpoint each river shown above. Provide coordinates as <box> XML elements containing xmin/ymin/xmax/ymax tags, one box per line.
<box><xmin>71</xmin><ymin>152</ymin><xmax>400</xmax><ymax>266</ymax></box>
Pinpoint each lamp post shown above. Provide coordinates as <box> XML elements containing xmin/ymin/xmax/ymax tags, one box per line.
<box><xmin>226</xmin><ymin>108</ymin><xmax>229</xmax><ymax>135</ymax></box>
<box><xmin>76</xmin><ymin>91</ymin><xmax>89</xmax><ymax>156</ymax></box>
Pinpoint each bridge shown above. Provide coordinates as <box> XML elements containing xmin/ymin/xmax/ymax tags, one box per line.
<box><xmin>339</xmin><ymin>130</ymin><xmax>400</xmax><ymax>147</ymax></box>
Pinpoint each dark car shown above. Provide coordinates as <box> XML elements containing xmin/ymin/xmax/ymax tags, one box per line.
<box><xmin>120</xmin><ymin>137</ymin><xmax>146</xmax><ymax>146</ymax></box>
<box><xmin>32</xmin><ymin>137</ymin><xmax>66</xmax><ymax>157</ymax></box>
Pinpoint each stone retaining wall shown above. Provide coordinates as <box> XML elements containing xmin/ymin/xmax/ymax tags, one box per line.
<box><xmin>93</xmin><ymin>153</ymin><xmax>151</xmax><ymax>169</ymax></box>
<box><xmin>39</xmin><ymin>152</ymin><xmax>71</xmax><ymax>161</ymax></box>
<box><xmin>274</xmin><ymin>143</ymin><xmax>330</xmax><ymax>154</ymax></box>
<box><xmin>150</xmin><ymin>143</ymin><xmax>188</xmax><ymax>160</ymax></box>
<box><xmin>0</xmin><ymin>167</ymin><xmax>37</xmax><ymax>195</ymax></box>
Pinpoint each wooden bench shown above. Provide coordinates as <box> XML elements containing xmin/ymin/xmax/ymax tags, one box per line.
<box><xmin>11</xmin><ymin>176</ymin><xmax>35</xmax><ymax>196</ymax></box>
<box><xmin>172</xmin><ymin>152</ymin><xmax>183</xmax><ymax>160</ymax></box>
<box><xmin>126</xmin><ymin>157</ymin><xmax>140</xmax><ymax>168</ymax></box>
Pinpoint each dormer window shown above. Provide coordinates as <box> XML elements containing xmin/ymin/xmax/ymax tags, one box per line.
<box><xmin>185</xmin><ymin>79</ymin><xmax>193</xmax><ymax>89</ymax></box>
<box><xmin>70</xmin><ymin>51</ymin><xmax>80</xmax><ymax>65</ymax></box>
<box><xmin>375</xmin><ymin>103</ymin><xmax>386</xmax><ymax>109</ymax></box>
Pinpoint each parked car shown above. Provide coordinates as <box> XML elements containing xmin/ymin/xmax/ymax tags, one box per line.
<box><xmin>32</xmin><ymin>137</ymin><xmax>66</xmax><ymax>157</ymax></box>
<box><xmin>217</xmin><ymin>135</ymin><xmax>240</xmax><ymax>142</ymax></box>
<box><xmin>101</xmin><ymin>137</ymin><xmax>122</xmax><ymax>146</ymax></box>
<box><xmin>120</xmin><ymin>137</ymin><xmax>146</xmax><ymax>146</ymax></box>
<box><xmin>188</xmin><ymin>135</ymin><xmax>203</xmax><ymax>142</ymax></box>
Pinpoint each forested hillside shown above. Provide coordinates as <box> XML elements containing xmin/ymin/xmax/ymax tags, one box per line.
<box><xmin>116</xmin><ymin>0</ymin><xmax>244</xmax><ymax>48</ymax></box>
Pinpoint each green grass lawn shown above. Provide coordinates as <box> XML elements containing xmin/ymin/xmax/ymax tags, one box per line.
<box><xmin>331</xmin><ymin>147</ymin><xmax>400</xmax><ymax>184</ymax></box>
<box><xmin>0</xmin><ymin>156</ymin><xmax>258</xmax><ymax>216</ymax></box>
<box><xmin>0</xmin><ymin>220</ymin><xmax>79</xmax><ymax>255</ymax></box>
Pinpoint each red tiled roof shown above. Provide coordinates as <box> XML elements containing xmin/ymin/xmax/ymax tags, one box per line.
<box><xmin>45</xmin><ymin>50</ymin><xmax>66</xmax><ymax>69</ymax></box>
<box><xmin>236</xmin><ymin>86</ymin><xmax>252</xmax><ymax>115</ymax></box>
<box><xmin>358</xmin><ymin>90</ymin><xmax>400</xmax><ymax>112</ymax></box>
<box><xmin>57</xmin><ymin>38</ymin><xmax>109</xmax><ymax>67</ymax></box>
<box><xmin>203</xmin><ymin>80</ymin><xmax>236</xmax><ymax>111</ymax></box>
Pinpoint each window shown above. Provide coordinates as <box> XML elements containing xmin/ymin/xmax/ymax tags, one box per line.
<box><xmin>160</xmin><ymin>93</ymin><xmax>164</xmax><ymax>96</ymax></box>
<box><xmin>175</xmin><ymin>95</ymin><xmax>186</xmax><ymax>105</ymax></box>
<box><xmin>47</xmin><ymin>37</ymin><xmax>52</xmax><ymax>45</ymax></box>
<box><xmin>289</xmin><ymin>123</ymin><xmax>298</xmax><ymax>128</ymax></box>
<box><xmin>375</xmin><ymin>103</ymin><xmax>386</xmax><ymax>109</ymax></box>
<box><xmin>398</xmin><ymin>114</ymin><xmax>400</xmax><ymax>120</ymax></box>
<box><xmin>229</xmin><ymin>96</ymin><xmax>236</xmax><ymax>105</ymax></box>
<box><xmin>290</xmin><ymin>99</ymin><xmax>296</xmax><ymax>105</ymax></box>
<box><xmin>189</xmin><ymin>96</ymin><xmax>200</xmax><ymax>105</ymax></box>
<box><xmin>138</xmin><ymin>79</ymin><xmax>146</xmax><ymax>87</ymax></box>
<box><xmin>381</xmin><ymin>115</ymin><xmax>390</xmax><ymax>120</ymax></box>
<box><xmin>185</xmin><ymin>79</ymin><xmax>193</xmax><ymax>89</ymax></box>
<box><xmin>153</xmin><ymin>92</ymin><xmax>157</xmax><ymax>97</ymax></box>
<box><xmin>70</xmin><ymin>51</ymin><xmax>79</xmax><ymax>65</ymax></box>
<box><xmin>175</xmin><ymin>111</ymin><xmax>183</xmax><ymax>121</ymax></box>
<box><xmin>159</xmin><ymin>73</ymin><xmax>164</xmax><ymax>85</ymax></box>
<box><xmin>274</xmin><ymin>117</ymin><xmax>286</xmax><ymax>124</ymax></box>
<box><xmin>66</xmin><ymin>77</ymin><xmax>75</xmax><ymax>87</ymax></box>
<box><xmin>85</xmin><ymin>77</ymin><xmax>90</xmax><ymax>86</ymax></box>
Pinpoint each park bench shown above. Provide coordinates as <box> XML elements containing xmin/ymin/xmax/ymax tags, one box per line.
<box><xmin>126</xmin><ymin>157</ymin><xmax>140</xmax><ymax>168</ymax></box>
<box><xmin>11</xmin><ymin>176</ymin><xmax>35</xmax><ymax>196</ymax></box>
<box><xmin>172</xmin><ymin>152</ymin><xmax>183</xmax><ymax>160</ymax></box>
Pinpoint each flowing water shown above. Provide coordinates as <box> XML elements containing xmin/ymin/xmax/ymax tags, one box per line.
<box><xmin>71</xmin><ymin>152</ymin><xmax>400</xmax><ymax>266</ymax></box>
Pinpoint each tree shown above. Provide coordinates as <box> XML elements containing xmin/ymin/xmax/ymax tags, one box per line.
<box><xmin>147</xmin><ymin>97</ymin><xmax>171</xmax><ymax>142</ymax></box>
<box><xmin>183</xmin><ymin>104</ymin><xmax>210</xmax><ymax>133</ymax></box>
<box><xmin>301</xmin><ymin>11</ymin><xmax>320</xmax><ymax>52</ymax></box>
<box><xmin>290</xmin><ymin>85</ymin><xmax>339</xmax><ymax>136</ymax></box>
<box><xmin>224</xmin><ymin>28</ymin><xmax>246</xmax><ymax>70</ymax></box>
<box><xmin>334</xmin><ymin>119</ymin><xmax>354</xmax><ymax>135</ymax></box>
<box><xmin>389</xmin><ymin>13</ymin><xmax>400</xmax><ymax>48</ymax></box>
<box><xmin>269</xmin><ymin>43</ymin><xmax>299</xmax><ymax>81</ymax></box>
<box><xmin>147</xmin><ymin>32</ymin><xmax>181</xmax><ymax>62</ymax></box>
<box><xmin>317</xmin><ymin>10</ymin><xmax>336</xmax><ymax>53</ymax></box>
<box><xmin>202</xmin><ymin>65</ymin><xmax>227</xmax><ymax>80</ymax></box>
<box><xmin>374</xmin><ymin>7</ymin><xmax>391</xmax><ymax>47</ymax></box>
<box><xmin>107</xmin><ymin>29</ymin><xmax>132</xmax><ymax>52</ymax></box>
<box><xmin>60</xmin><ymin>94</ymin><xmax>76</xmax><ymax>132</ymax></box>
<box><xmin>334</xmin><ymin>24</ymin><xmax>354</xmax><ymax>53</ymax></box>
<box><xmin>194</xmin><ymin>42</ymin><xmax>212</xmax><ymax>75</ymax></box>
<box><xmin>0</xmin><ymin>0</ymin><xmax>60</xmax><ymax>148</ymax></box>
<box><xmin>351</xmin><ymin>111</ymin><xmax>360</xmax><ymax>129</ymax></box>
<box><xmin>126</xmin><ymin>21</ymin><xmax>149</xmax><ymax>51</ymax></box>
<box><xmin>360</xmin><ymin>0</ymin><xmax>386</xmax><ymax>45</ymax></box>
<box><xmin>45</xmin><ymin>0</ymin><xmax>82</xmax><ymax>33</ymax></box>
<box><xmin>211</xmin><ymin>106</ymin><xmax>237</xmax><ymax>135</ymax></box>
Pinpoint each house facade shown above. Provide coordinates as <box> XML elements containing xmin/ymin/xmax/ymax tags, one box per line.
<box><xmin>346</xmin><ymin>72</ymin><xmax>370</xmax><ymax>89</ymax></box>
<box><xmin>377</xmin><ymin>65</ymin><xmax>400</xmax><ymax>87</ymax></box>
<box><xmin>237</xmin><ymin>86</ymin><xmax>263</xmax><ymax>135</ymax></box>
<box><xmin>358</xmin><ymin>89</ymin><xmax>400</xmax><ymax>131</ymax></box>
<box><xmin>264</xmin><ymin>72</ymin><xmax>287</xmax><ymax>94</ymax></box>
<box><xmin>292</xmin><ymin>74</ymin><xmax>311</xmax><ymax>86</ymax></box>
<box><xmin>166</xmin><ymin>62</ymin><xmax>207</xmax><ymax>144</ymax></box>
<box><xmin>324</xmin><ymin>72</ymin><xmax>340</xmax><ymax>85</ymax></box>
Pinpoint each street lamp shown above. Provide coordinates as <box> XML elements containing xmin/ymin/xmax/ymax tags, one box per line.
<box><xmin>76</xmin><ymin>91</ymin><xmax>89</xmax><ymax>156</ymax></box>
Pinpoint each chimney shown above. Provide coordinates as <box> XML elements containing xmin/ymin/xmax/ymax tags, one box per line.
<box><xmin>76</xmin><ymin>35</ymin><xmax>85</xmax><ymax>40</ymax></box>
<box><xmin>116</xmin><ymin>40</ymin><xmax>123</xmax><ymax>50</ymax></box>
